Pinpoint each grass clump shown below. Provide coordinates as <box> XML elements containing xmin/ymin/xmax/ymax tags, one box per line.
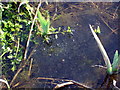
<box><xmin>89</xmin><ymin>25</ymin><xmax>120</xmax><ymax>75</ymax></box>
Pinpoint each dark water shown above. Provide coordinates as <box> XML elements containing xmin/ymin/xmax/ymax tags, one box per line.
<box><xmin>20</xmin><ymin>2</ymin><xmax>119</xmax><ymax>88</ymax></box>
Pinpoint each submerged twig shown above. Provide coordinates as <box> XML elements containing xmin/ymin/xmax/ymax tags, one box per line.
<box><xmin>10</xmin><ymin>45</ymin><xmax>37</xmax><ymax>87</ymax></box>
<box><xmin>28</xmin><ymin>58</ymin><xmax>33</xmax><ymax>78</ymax></box>
<box><xmin>36</xmin><ymin>77</ymin><xmax>70</xmax><ymax>82</ymax></box>
<box><xmin>54</xmin><ymin>80</ymin><xmax>93</xmax><ymax>89</ymax></box>
<box><xmin>54</xmin><ymin>82</ymin><xmax>74</xmax><ymax>89</ymax></box>
<box><xmin>35</xmin><ymin>77</ymin><xmax>92</xmax><ymax>89</ymax></box>
<box><xmin>91</xmin><ymin>65</ymin><xmax>107</xmax><ymax>69</ymax></box>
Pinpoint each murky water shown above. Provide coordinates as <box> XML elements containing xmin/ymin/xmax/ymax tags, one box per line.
<box><xmin>20</xmin><ymin>2</ymin><xmax>119</xmax><ymax>88</ymax></box>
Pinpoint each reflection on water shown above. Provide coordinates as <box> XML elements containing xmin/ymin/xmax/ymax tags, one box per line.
<box><xmin>21</xmin><ymin>2</ymin><xmax>119</xmax><ymax>88</ymax></box>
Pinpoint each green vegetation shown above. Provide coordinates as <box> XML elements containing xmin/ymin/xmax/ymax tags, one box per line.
<box><xmin>0</xmin><ymin>1</ymin><xmax>119</xmax><ymax>89</ymax></box>
<box><xmin>89</xmin><ymin>25</ymin><xmax>120</xmax><ymax>75</ymax></box>
<box><xmin>94</xmin><ymin>26</ymin><xmax>101</xmax><ymax>34</ymax></box>
<box><xmin>1</xmin><ymin>2</ymin><xmax>30</xmax><ymax>74</ymax></box>
<box><xmin>37</xmin><ymin>10</ymin><xmax>72</xmax><ymax>42</ymax></box>
<box><xmin>0</xmin><ymin>2</ymin><xmax>72</xmax><ymax>87</ymax></box>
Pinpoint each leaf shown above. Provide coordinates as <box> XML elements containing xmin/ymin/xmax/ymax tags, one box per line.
<box><xmin>11</xmin><ymin>65</ymin><xmax>16</xmax><ymax>72</ymax></box>
<box><xmin>112</xmin><ymin>50</ymin><xmax>119</xmax><ymax>72</ymax></box>
<box><xmin>97</xmin><ymin>26</ymin><xmax>101</xmax><ymax>33</ymax></box>
<box><xmin>37</xmin><ymin>10</ymin><xmax>50</xmax><ymax>35</ymax></box>
<box><xmin>94</xmin><ymin>26</ymin><xmax>101</xmax><ymax>34</ymax></box>
<box><xmin>7</xmin><ymin>54</ymin><xmax>13</xmax><ymax>59</ymax></box>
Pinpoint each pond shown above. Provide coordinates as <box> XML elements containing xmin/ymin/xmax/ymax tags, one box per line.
<box><xmin>18</xmin><ymin>2</ymin><xmax>119</xmax><ymax>89</ymax></box>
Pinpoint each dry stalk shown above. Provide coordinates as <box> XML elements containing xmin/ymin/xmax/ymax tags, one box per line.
<box><xmin>28</xmin><ymin>58</ymin><xmax>33</xmax><ymax>78</ymax></box>
<box><xmin>35</xmin><ymin>77</ymin><xmax>93</xmax><ymax>89</ymax></box>
<box><xmin>54</xmin><ymin>80</ymin><xmax>93</xmax><ymax>89</ymax></box>
<box><xmin>10</xmin><ymin>44</ymin><xmax>37</xmax><ymax>87</ymax></box>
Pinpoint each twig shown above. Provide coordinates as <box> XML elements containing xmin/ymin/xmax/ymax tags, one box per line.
<box><xmin>35</xmin><ymin>77</ymin><xmax>92</xmax><ymax>89</ymax></box>
<box><xmin>54</xmin><ymin>82</ymin><xmax>74</xmax><ymax>89</ymax></box>
<box><xmin>23</xmin><ymin>2</ymin><xmax>41</xmax><ymax>61</ymax></box>
<box><xmin>10</xmin><ymin>45</ymin><xmax>37</xmax><ymax>87</ymax></box>
<box><xmin>36</xmin><ymin>77</ymin><xmax>70</xmax><ymax>82</ymax></box>
<box><xmin>28</xmin><ymin>58</ymin><xmax>33</xmax><ymax>78</ymax></box>
<box><xmin>91</xmin><ymin>65</ymin><xmax>107</xmax><ymax>69</ymax></box>
<box><xmin>14</xmin><ymin>39</ymin><xmax>25</xmax><ymax>49</ymax></box>
<box><xmin>54</xmin><ymin>80</ymin><xmax>93</xmax><ymax>89</ymax></box>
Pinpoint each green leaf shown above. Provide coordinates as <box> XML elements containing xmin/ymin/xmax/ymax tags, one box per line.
<box><xmin>7</xmin><ymin>54</ymin><xmax>13</xmax><ymax>59</ymax></box>
<box><xmin>94</xmin><ymin>26</ymin><xmax>101</xmax><ymax>34</ymax></box>
<box><xmin>37</xmin><ymin>10</ymin><xmax>50</xmax><ymax>35</ymax></box>
<box><xmin>11</xmin><ymin>65</ymin><xmax>16</xmax><ymax>72</ymax></box>
<box><xmin>112</xmin><ymin>50</ymin><xmax>119</xmax><ymax>72</ymax></box>
<box><xmin>107</xmin><ymin>67</ymin><xmax>113</xmax><ymax>75</ymax></box>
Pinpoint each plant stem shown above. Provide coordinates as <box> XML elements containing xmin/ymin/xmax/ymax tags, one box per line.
<box><xmin>10</xmin><ymin>2</ymin><xmax>41</xmax><ymax>86</ymax></box>
<box><xmin>89</xmin><ymin>25</ymin><xmax>112</xmax><ymax>74</ymax></box>
<box><xmin>0</xmin><ymin>79</ymin><xmax>10</xmax><ymax>89</ymax></box>
<box><xmin>23</xmin><ymin>2</ymin><xmax>41</xmax><ymax>60</ymax></box>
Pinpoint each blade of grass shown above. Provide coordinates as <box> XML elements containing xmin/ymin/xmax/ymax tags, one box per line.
<box><xmin>112</xmin><ymin>50</ymin><xmax>119</xmax><ymax>72</ymax></box>
<box><xmin>37</xmin><ymin>10</ymin><xmax>50</xmax><ymax>35</ymax></box>
<box><xmin>89</xmin><ymin>24</ymin><xmax>112</xmax><ymax>74</ymax></box>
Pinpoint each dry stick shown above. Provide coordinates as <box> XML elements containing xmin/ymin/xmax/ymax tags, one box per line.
<box><xmin>54</xmin><ymin>82</ymin><xmax>74</xmax><ymax>89</ymax></box>
<box><xmin>91</xmin><ymin>65</ymin><xmax>107</xmax><ymax>69</ymax></box>
<box><xmin>23</xmin><ymin>2</ymin><xmax>41</xmax><ymax>61</ymax></box>
<box><xmin>36</xmin><ymin>77</ymin><xmax>70</xmax><ymax>82</ymax></box>
<box><xmin>28</xmin><ymin>58</ymin><xmax>33</xmax><ymax>78</ymax></box>
<box><xmin>10</xmin><ymin>46</ymin><xmax>37</xmax><ymax>86</ymax></box>
<box><xmin>36</xmin><ymin>77</ymin><xmax>92</xmax><ymax>89</ymax></box>
<box><xmin>11</xmin><ymin>45</ymin><xmax>37</xmax><ymax>88</ymax></box>
<box><xmin>10</xmin><ymin>45</ymin><xmax>37</xmax><ymax>87</ymax></box>
<box><xmin>54</xmin><ymin>80</ymin><xmax>92</xmax><ymax>89</ymax></box>
<box><xmin>10</xmin><ymin>1</ymin><xmax>42</xmax><ymax>87</ymax></box>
